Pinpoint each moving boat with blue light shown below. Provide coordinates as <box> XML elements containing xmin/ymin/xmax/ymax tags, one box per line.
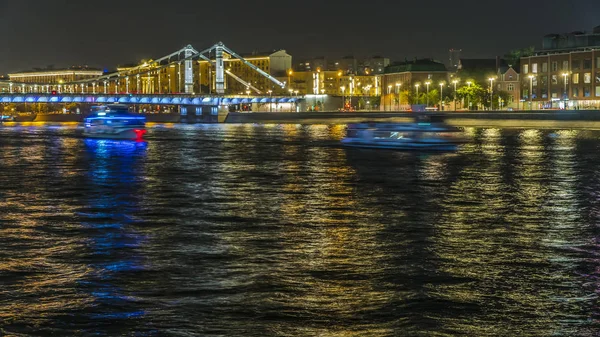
<box><xmin>341</xmin><ymin>115</ymin><xmax>466</xmax><ymax>151</ymax></box>
<box><xmin>84</xmin><ymin>104</ymin><xmax>147</xmax><ymax>140</ymax></box>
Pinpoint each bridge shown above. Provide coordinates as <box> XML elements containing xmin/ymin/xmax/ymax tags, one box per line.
<box><xmin>0</xmin><ymin>42</ymin><xmax>301</xmax><ymax>113</ymax></box>
<box><xmin>0</xmin><ymin>93</ymin><xmax>299</xmax><ymax>106</ymax></box>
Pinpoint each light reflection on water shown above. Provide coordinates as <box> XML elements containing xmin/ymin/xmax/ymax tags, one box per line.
<box><xmin>1</xmin><ymin>124</ymin><xmax>600</xmax><ymax>336</ymax></box>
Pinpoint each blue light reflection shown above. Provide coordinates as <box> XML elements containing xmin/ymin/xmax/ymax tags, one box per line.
<box><xmin>79</xmin><ymin>137</ymin><xmax>149</xmax><ymax>323</ymax></box>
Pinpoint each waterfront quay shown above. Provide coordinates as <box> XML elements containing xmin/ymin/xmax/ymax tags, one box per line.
<box><xmin>7</xmin><ymin>110</ymin><xmax>600</xmax><ymax>130</ymax></box>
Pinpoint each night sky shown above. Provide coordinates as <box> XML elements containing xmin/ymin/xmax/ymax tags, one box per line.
<box><xmin>0</xmin><ymin>0</ymin><xmax>599</xmax><ymax>74</ymax></box>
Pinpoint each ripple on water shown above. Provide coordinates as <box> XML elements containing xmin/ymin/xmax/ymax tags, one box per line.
<box><xmin>0</xmin><ymin>124</ymin><xmax>600</xmax><ymax>336</ymax></box>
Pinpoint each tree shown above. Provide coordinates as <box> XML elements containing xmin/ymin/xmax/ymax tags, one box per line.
<box><xmin>4</xmin><ymin>103</ymin><xmax>17</xmax><ymax>114</ymax></box>
<box><xmin>504</xmin><ymin>47</ymin><xmax>535</xmax><ymax>68</ymax></box>
<box><xmin>456</xmin><ymin>83</ymin><xmax>486</xmax><ymax>110</ymax></box>
<box><xmin>369</xmin><ymin>96</ymin><xmax>381</xmax><ymax>109</ymax></box>
<box><xmin>494</xmin><ymin>90</ymin><xmax>511</xmax><ymax>110</ymax></box>
<box><xmin>358</xmin><ymin>97</ymin><xmax>365</xmax><ymax>110</ymax></box>
<box><xmin>426</xmin><ymin>89</ymin><xmax>440</xmax><ymax>107</ymax></box>
<box><xmin>65</xmin><ymin>103</ymin><xmax>78</xmax><ymax>113</ymax></box>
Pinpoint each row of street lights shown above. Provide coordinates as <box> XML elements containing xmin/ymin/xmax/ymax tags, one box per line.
<box><xmin>384</xmin><ymin>79</ymin><xmax>465</xmax><ymax>110</ymax></box>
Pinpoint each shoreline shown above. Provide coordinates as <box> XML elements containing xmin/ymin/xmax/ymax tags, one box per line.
<box><xmin>4</xmin><ymin>110</ymin><xmax>600</xmax><ymax>129</ymax></box>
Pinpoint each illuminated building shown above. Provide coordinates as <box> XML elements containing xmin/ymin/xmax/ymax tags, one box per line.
<box><xmin>8</xmin><ymin>67</ymin><xmax>103</xmax><ymax>84</ymax></box>
<box><xmin>287</xmin><ymin>70</ymin><xmax>381</xmax><ymax>97</ymax></box>
<box><xmin>521</xmin><ymin>50</ymin><xmax>600</xmax><ymax>109</ymax></box>
<box><xmin>521</xmin><ymin>25</ymin><xmax>600</xmax><ymax>109</ymax></box>
<box><xmin>360</xmin><ymin>56</ymin><xmax>390</xmax><ymax>75</ymax></box>
<box><xmin>496</xmin><ymin>66</ymin><xmax>521</xmax><ymax>109</ymax></box>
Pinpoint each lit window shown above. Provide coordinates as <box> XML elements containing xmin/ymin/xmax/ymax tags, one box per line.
<box><xmin>573</xmin><ymin>73</ymin><xmax>580</xmax><ymax>84</ymax></box>
<box><xmin>585</xmin><ymin>73</ymin><xmax>592</xmax><ymax>84</ymax></box>
<box><xmin>523</xmin><ymin>64</ymin><xmax>529</xmax><ymax>74</ymax></box>
<box><xmin>532</xmin><ymin>63</ymin><xmax>538</xmax><ymax>73</ymax></box>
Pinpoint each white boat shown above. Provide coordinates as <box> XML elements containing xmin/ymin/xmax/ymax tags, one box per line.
<box><xmin>341</xmin><ymin>115</ymin><xmax>466</xmax><ymax>151</ymax></box>
<box><xmin>83</xmin><ymin>104</ymin><xmax>147</xmax><ymax>140</ymax></box>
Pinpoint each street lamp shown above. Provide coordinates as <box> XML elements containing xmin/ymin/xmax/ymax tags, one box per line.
<box><xmin>528</xmin><ymin>75</ymin><xmax>535</xmax><ymax>110</ymax></box>
<box><xmin>452</xmin><ymin>79</ymin><xmax>458</xmax><ymax>110</ymax></box>
<box><xmin>294</xmin><ymin>90</ymin><xmax>299</xmax><ymax>112</ymax></box>
<box><xmin>395</xmin><ymin>82</ymin><xmax>401</xmax><ymax>110</ymax></box>
<box><xmin>415</xmin><ymin>83</ymin><xmax>420</xmax><ymax>105</ymax></box>
<box><xmin>387</xmin><ymin>85</ymin><xmax>392</xmax><ymax>111</ymax></box>
<box><xmin>562</xmin><ymin>72</ymin><xmax>569</xmax><ymax>106</ymax></box>
<box><xmin>267</xmin><ymin>90</ymin><xmax>273</xmax><ymax>112</ymax></box>
<box><xmin>425</xmin><ymin>81</ymin><xmax>431</xmax><ymax>106</ymax></box>
<box><xmin>489</xmin><ymin>77</ymin><xmax>495</xmax><ymax>110</ymax></box>
<box><xmin>466</xmin><ymin>81</ymin><xmax>472</xmax><ymax>110</ymax></box>
<box><xmin>246</xmin><ymin>88</ymin><xmax>251</xmax><ymax>112</ymax></box>
<box><xmin>439</xmin><ymin>82</ymin><xmax>445</xmax><ymax>111</ymax></box>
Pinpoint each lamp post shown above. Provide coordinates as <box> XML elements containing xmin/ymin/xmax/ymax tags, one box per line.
<box><xmin>268</xmin><ymin>90</ymin><xmax>273</xmax><ymax>112</ymax></box>
<box><xmin>415</xmin><ymin>83</ymin><xmax>420</xmax><ymax>105</ymax></box>
<box><xmin>246</xmin><ymin>89</ymin><xmax>251</xmax><ymax>112</ymax></box>
<box><xmin>387</xmin><ymin>85</ymin><xmax>392</xmax><ymax>111</ymax></box>
<box><xmin>294</xmin><ymin>90</ymin><xmax>299</xmax><ymax>111</ymax></box>
<box><xmin>425</xmin><ymin>81</ymin><xmax>431</xmax><ymax>106</ymax></box>
<box><xmin>528</xmin><ymin>75</ymin><xmax>534</xmax><ymax>110</ymax></box>
<box><xmin>466</xmin><ymin>81</ymin><xmax>472</xmax><ymax>110</ymax></box>
<box><xmin>439</xmin><ymin>82</ymin><xmax>445</xmax><ymax>111</ymax></box>
<box><xmin>452</xmin><ymin>80</ymin><xmax>458</xmax><ymax>110</ymax></box>
<box><xmin>395</xmin><ymin>82</ymin><xmax>401</xmax><ymax>110</ymax></box>
<box><xmin>562</xmin><ymin>72</ymin><xmax>569</xmax><ymax>108</ymax></box>
<box><xmin>489</xmin><ymin>77</ymin><xmax>495</xmax><ymax>111</ymax></box>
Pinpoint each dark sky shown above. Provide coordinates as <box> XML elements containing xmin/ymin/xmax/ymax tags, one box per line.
<box><xmin>0</xmin><ymin>0</ymin><xmax>599</xmax><ymax>74</ymax></box>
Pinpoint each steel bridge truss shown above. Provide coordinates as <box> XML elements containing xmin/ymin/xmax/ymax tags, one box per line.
<box><xmin>0</xmin><ymin>42</ymin><xmax>287</xmax><ymax>96</ymax></box>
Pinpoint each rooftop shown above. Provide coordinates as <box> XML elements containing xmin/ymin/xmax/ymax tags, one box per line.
<box><xmin>385</xmin><ymin>59</ymin><xmax>447</xmax><ymax>74</ymax></box>
<box><xmin>11</xmin><ymin>66</ymin><xmax>102</xmax><ymax>74</ymax></box>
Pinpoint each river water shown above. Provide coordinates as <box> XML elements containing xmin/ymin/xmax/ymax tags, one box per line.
<box><xmin>1</xmin><ymin>123</ymin><xmax>600</xmax><ymax>336</ymax></box>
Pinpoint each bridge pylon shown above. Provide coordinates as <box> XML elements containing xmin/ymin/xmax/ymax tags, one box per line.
<box><xmin>215</xmin><ymin>42</ymin><xmax>225</xmax><ymax>95</ymax></box>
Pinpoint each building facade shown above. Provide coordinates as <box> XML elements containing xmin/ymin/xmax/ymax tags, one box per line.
<box><xmin>521</xmin><ymin>49</ymin><xmax>600</xmax><ymax>109</ymax></box>
<box><xmin>8</xmin><ymin>67</ymin><xmax>103</xmax><ymax>84</ymax></box>
<box><xmin>520</xmin><ymin>26</ymin><xmax>600</xmax><ymax>109</ymax></box>
<box><xmin>289</xmin><ymin>70</ymin><xmax>380</xmax><ymax>97</ymax></box>
<box><xmin>496</xmin><ymin>66</ymin><xmax>521</xmax><ymax>109</ymax></box>
<box><xmin>381</xmin><ymin>59</ymin><xmax>449</xmax><ymax>110</ymax></box>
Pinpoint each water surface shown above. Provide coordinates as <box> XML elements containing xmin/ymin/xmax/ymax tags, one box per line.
<box><xmin>1</xmin><ymin>124</ymin><xmax>600</xmax><ymax>336</ymax></box>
